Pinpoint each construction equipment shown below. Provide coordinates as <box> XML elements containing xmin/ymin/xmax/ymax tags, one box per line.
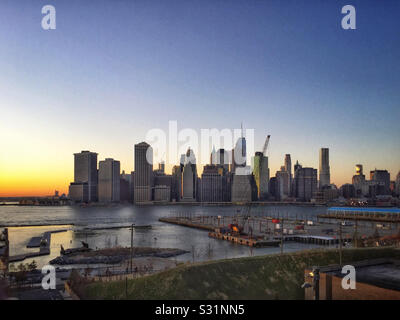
<box><xmin>228</xmin><ymin>223</ymin><xmax>244</xmax><ymax>235</ymax></box>
<box><xmin>262</xmin><ymin>135</ymin><xmax>271</xmax><ymax>156</ymax></box>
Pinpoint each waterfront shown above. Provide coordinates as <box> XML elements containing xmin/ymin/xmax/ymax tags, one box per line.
<box><xmin>1</xmin><ymin>204</ymin><xmax>328</xmax><ymax>267</ymax></box>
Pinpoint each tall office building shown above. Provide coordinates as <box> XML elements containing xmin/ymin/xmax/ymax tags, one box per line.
<box><xmin>294</xmin><ymin>160</ymin><xmax>302</xmax><ymax>173</ymax></box>
<box><xmin>98</xmin><ymin>158</ymin><xmax>120</xmax><ymax>202</ymax></box>
<box><xmin>340</xmin><ymin>184</ymin><xmax>356</xmax><ymax>199</ymax></box>
<box><xmin>210</xmin><ymin>146</ymin><xmax>217</xmax><ymax>165</ymax></box>
<box><xmin>68</xmin><ymin>151</ymin><xmax>98</xmax><ymax>202</ymax></box>
<box><xmin>352</xmin><ymin>164</ymin><xmax>386</xmax><ymax>197</ymax></box>
<box><xmin>370</xmin><ymin>169</ymin><xmax>391</xmax><ymax>195</ymax></box>
<box><xmin>291</xmin><ymin>160</ymin><xmax>302</xmax><ymax>197</ymax></box>
<box><xmin>154</xmin><ymin>169</ymin><xmax>172</xmax><ymax>202</ymax></box>
<box><xmin>319</xmin><ymin>148</ymin><xmax>330</xmax><ymax>188</ymax></box>
<box><xmin>284</xmin><ymin>154</ymin><xmax>292</xmax><ymax>177</ymax></box>
<box><xmin>284</xmin><ymin>154</ymin><xmax>292</xmax><ymax>195</ymax></box>
<box><xmin>211</xmin><ymin>148</ymin><xmax>229</xmax><ymax>174</ymax></box>
<box><xmin>276</xmin><ymin>166</ymin><xmax>290</xmax><ymax>200</ymax></box>
<box><xmin>231</xmin><ymin>135</ymin><xmax>246</xmax><ymax>173</ymax></box>
<box><xmin>231</xmin><ymin>166</ymin><xmax>257</xmax><ymax>202</ymax></box>
<box><xmin>171</xmin><ymin>165</ymin><xmax>182</xmax><ymax>201</ymax></box>
<box><xmin>396</xmin><ymin>172</ymin><xmax>400</xmax><ymax>196</ymax></box>
<box><xmin>352</xmin><ymin>164</ymin><xmax>366</xmax><ymax>196</ymax></box>
<box><xmin>252</xmin><ymin>152</ymin><xmax>269</xmax><ymax>200</ymax></box>
<box><xmin>181</xmin><ymin>148</ymin><xmax>197</xmax><ymax>202</ymax></box>
<box><xmin>158</xmin><ymin>161</ymin><xmax>165</xmax><ymax>174</ymax></box>
<box><xmin>200</xmin><ymin>165</ymin><xmax>223</xmax><ymax>202</ymax></box>
<box><xmin>120</xmin><ymin>171</ymin><xmax>132</xmax><ymax>202</ymax></box>
<box><xmin>293</xmin><ymin>166</ymin><xmax>318</xmax><ymax>202</ymax></box>
<box><xmin>134</xmin><ymin>142</ymin><xmax>153</xmax><ymax>203</ymax></box>
<box><xmin>269</xmin><ymin>177</ymin><xmax>278</xmax><ymax>199</ymax></box>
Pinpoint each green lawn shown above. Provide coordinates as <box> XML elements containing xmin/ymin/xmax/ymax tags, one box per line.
<box><xmin>79</xmin><ymin>247</ymin><xmax>399</xmax><ymax>300</ymax></box>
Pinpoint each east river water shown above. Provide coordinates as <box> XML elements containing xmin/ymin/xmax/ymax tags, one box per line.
<box><xmin>0</xmin><ymin>204</ymin><xmax>329</xmax><ymax>268</ymax></box>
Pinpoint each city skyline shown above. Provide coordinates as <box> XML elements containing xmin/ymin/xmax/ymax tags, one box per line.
<box><xmin>1</xmin><ymin>136</ymin><xmax>398</xmax><ymax>197</ymax></box>
<box><xmin>1</xmin><ymin>0</ymin><xmax>400</xmax><ymax>196</ymax></box>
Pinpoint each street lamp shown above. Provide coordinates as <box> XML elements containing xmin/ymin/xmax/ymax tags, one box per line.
<box><xmin>130</xmin><ymin>223</ymin><xmax>135</xmax><ymax>273</ymax></box>
<box><xmin>301</xmin><ymin>266</ymin><xmax>320</xmax><ymax>300</ymax></box>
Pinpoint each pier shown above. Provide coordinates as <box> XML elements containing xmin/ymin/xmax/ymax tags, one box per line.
<box><xmin>9</xmin><ymin>229</ymin><xmax>67</xmax><ymax>263</ymax></box>
<box><xmin>318</xmin><ymin>207</ymin><xmax>400</xmax><ymax>223</ymax></box>
<box><xmin>208</xmin><ymin>232</ymin><xmax>280</xmax><ymax>247</ymax></box>
<box><xmin>159</xmin><ymin>211</ymin><xmax>397</xmax><ymax>248</ymax></box>
<box><xmin>280</xmin><ymin>235</ymin><xmax>351</xmax><ymax>246</ymax></box>
<box><xmin>159</xmin><ymin>217</ymin><xmax>215</xmax><ymax>231</ymax></box>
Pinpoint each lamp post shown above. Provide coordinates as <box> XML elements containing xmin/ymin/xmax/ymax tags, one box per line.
<box><xmin>280</xmin><ymin>218</ymin><xmax>284</xmax><ymax>254</ymax></box>
<box><xmin>301</xmin><ymin>266</ymin><xmax>320</xmax><ymax>300</ymax></box>
<box><xmin>130</xmin><ymin>223</ymin><xmax>135</xmax><ymax>273</ymax></box>
<box><xmin>312</xmin><ymin>267</ymin><xmax>320</xmax><ymax>300</ymax></box>
<box><xmin>339</xmin><ymin>221</ymin><xmax>343</xmax><ymax>267</ymax></box>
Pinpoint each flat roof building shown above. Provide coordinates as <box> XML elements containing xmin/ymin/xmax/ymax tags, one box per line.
<box><xmin>98</xmin><ymin>158</ymin><xmax>120</xmax><ymax>203</ymax></box>
<box><xmin>69</xmin><ymin>150</ymin><xmax>98</xmax><ymax>202</ymax></box>
<box><xmin>305</xmin><ymin>259</ymin><xmax>400</xmax><ymax>300</ymax></box>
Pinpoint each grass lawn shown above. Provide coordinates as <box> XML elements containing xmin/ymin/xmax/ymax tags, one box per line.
<box><xmin>79</xmin><ymin>247</ymin><xmax>399</xmax><ymax>300</ymax></box>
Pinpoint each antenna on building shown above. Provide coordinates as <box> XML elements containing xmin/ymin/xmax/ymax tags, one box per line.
<box><xmin>262</xmin><ymin>135</ymin><xmax>271</xmax><ymax>157</ymax></box>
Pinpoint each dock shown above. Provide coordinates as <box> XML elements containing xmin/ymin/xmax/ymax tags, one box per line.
<box><xmin>9</xmin><ymin>229</ymin><xmax>67</xmax><ymax>263</ymax></box>
<box><xmin>318</xmin><ymin>207</ymin><xmax>400</xmax><ymax>223</ymax></box>
<box><xmin>159</xmin><ymin>213</ymin><xmax>394</xmax><ymax>248</ymax></box>
<box><xmin>209</xmin><ymin>232</ymin><xmax>280</xmax><ymax>247</ymax></box>
<box><xmin>280</xmin><ymin>235</ymin><xmax>351</xmax><ymax>246</ymax></box>
<box><xmin>159</xmin><ymin>217</ymin><xmax>215</xmax><ymax>231</ymax></box>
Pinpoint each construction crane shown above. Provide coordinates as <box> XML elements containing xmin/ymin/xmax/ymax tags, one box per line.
<box><xmin>262</xmin><ymin>135</ymin><xmax>271</xmax><ymax>156</ymax></box>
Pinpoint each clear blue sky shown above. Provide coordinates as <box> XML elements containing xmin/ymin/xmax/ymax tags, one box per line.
<box><xmin>0</xmin><ymin>0</ymin><xmax>399</xmax><ymax>195</ymax></box>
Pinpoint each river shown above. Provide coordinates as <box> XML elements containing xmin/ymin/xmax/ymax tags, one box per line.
<box><xmin>0</xmin><ymin>204</ymin><xmax>328</xmax><ymax>267</ymax></box>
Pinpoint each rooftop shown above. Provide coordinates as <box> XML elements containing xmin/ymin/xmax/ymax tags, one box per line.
<box><xmin>322</xmin><ymin>259</ymin><xmax>400</xmax><ymax>292</ymax></box>
<box><xmin>328</xmin><ymin>207</ymin><xmax>400</xmax><ymax>214</ymax></box>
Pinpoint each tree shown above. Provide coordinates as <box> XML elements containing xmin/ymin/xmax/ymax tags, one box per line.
<box><xmin>28</xmin><ymin>260</ymin><xmax>37</xmax><ymax>272</ymax></box>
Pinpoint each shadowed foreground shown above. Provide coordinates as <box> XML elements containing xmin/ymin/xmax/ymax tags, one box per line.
<box><xmin>78</xmin><ymin>247</ymin><xmax>399</xmax><ymax>300</ymax></box>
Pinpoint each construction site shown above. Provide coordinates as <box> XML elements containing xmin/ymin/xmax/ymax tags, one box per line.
<box><xmin>160</xmin><ymin>206</ymin><xmax>400</xmax><ymax>249</ymax></box>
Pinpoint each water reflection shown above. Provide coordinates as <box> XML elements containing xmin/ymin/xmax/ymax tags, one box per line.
<box><xmin>2</xmin><ymin>205</ymin><xmax>327</xmax><ymax>268</ymax></box>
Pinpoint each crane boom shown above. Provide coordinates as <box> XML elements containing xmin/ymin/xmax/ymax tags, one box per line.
<box><xmin>262</xmin><ymin>135</ymin><xmax>271</xmax><ymax>156</ymax></box>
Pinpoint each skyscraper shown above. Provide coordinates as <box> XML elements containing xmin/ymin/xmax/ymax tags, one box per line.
<box><xmin>211</xmin><ymin>148</ymin><xmax>229</xmax><ymax>174</ymax></box>
<box><xmin>98</xmin><ymin>158</ymin><xmax>120</xmax><ymax>202</ymax></box>
<box><xmin>294</xmin><ymin>160</ymin><xmax>302</xmax><ymax>173</ymax></box>
<box><xmin>210</xmin><ymin>146</ymin><xmax>217</xmax><ymax>165</ymax></box>
<box><xmin>252</xmin><ymin>152</ymin><xmax>269</xmax><ymax>200</ymax></box>
<box><xmin>181</xmin><ymin>148</ymin><xmax>197</xmax><ymax>202</ymax></box>
<box><xmin>134</xmin><ymin>142</ymin><xmax>153</xmax><ymax>203</ymax></box>
<box><xmin>200</xmin><ymin>165</ymin><xmax>223</xmax><ymax>202</ymax></box>
<box><xmin>158</xmin><ymin>161</ymin><xmax>165</xmax><ymax>174</ymax></box>
<box><xmin>319</xmin><ymin>148</ymin><xmax>330</xmax><ymax>188</ymax></box>
<box><xmin>120</xmin><ymin>170</ymin><xmax>132</xmax><ymax>202</ymax></box>
<box><xmin>370</xmin><ymin>169</ymin><xmax>391</xmax><ymax>195</ymax></box>
<box><xmin>352</xmin><ymin>164</ymin><xmax>366</xmax><ymax>196</ymax></box>
<box><xmin>293</xmin><ymin>166</ymin><xmax>318</xmax><ymax>201</ymax></box>
<box><xmin>231</xmin><ymin>133</ymin><xmax>246</xmax><ymax>174</ymax></box>
<box><xmin>396</xmin><ymin>172</ymin><xmax>400</xmax><ymax>196</ymax></box>
<box><xmin>231</xmin><ymin>166</ymin><xmax>257</xmax><ymax>203</ymax></box>
<box><xmin>154</xmin><ymin>167</ymin><xmax>172</xmax><ymax>202</ymax></box>
<box><xmin>284</xmin><ymin>154</ymin><xmax>292</xmax><ymax>195</ymax></box>
<box><xmin>69</xmin><ymin>150</ymin><xmax>98</xmax><ymax>202</ymax></box>
<box><xmin>276</xmin><ymin>166</ymin><xmax>290</xmax><ymax>200</ymax></box>
<box><xmin>284</xmin><ymin>154</ymin><xmax>292</xmax><ymax>177</ymax></box>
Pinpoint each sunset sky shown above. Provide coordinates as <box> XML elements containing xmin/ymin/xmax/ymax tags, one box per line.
<box><xmin>1</xmin><ymin>0</ymin><xmax>399</xmax><ymax>196</ymax></box>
